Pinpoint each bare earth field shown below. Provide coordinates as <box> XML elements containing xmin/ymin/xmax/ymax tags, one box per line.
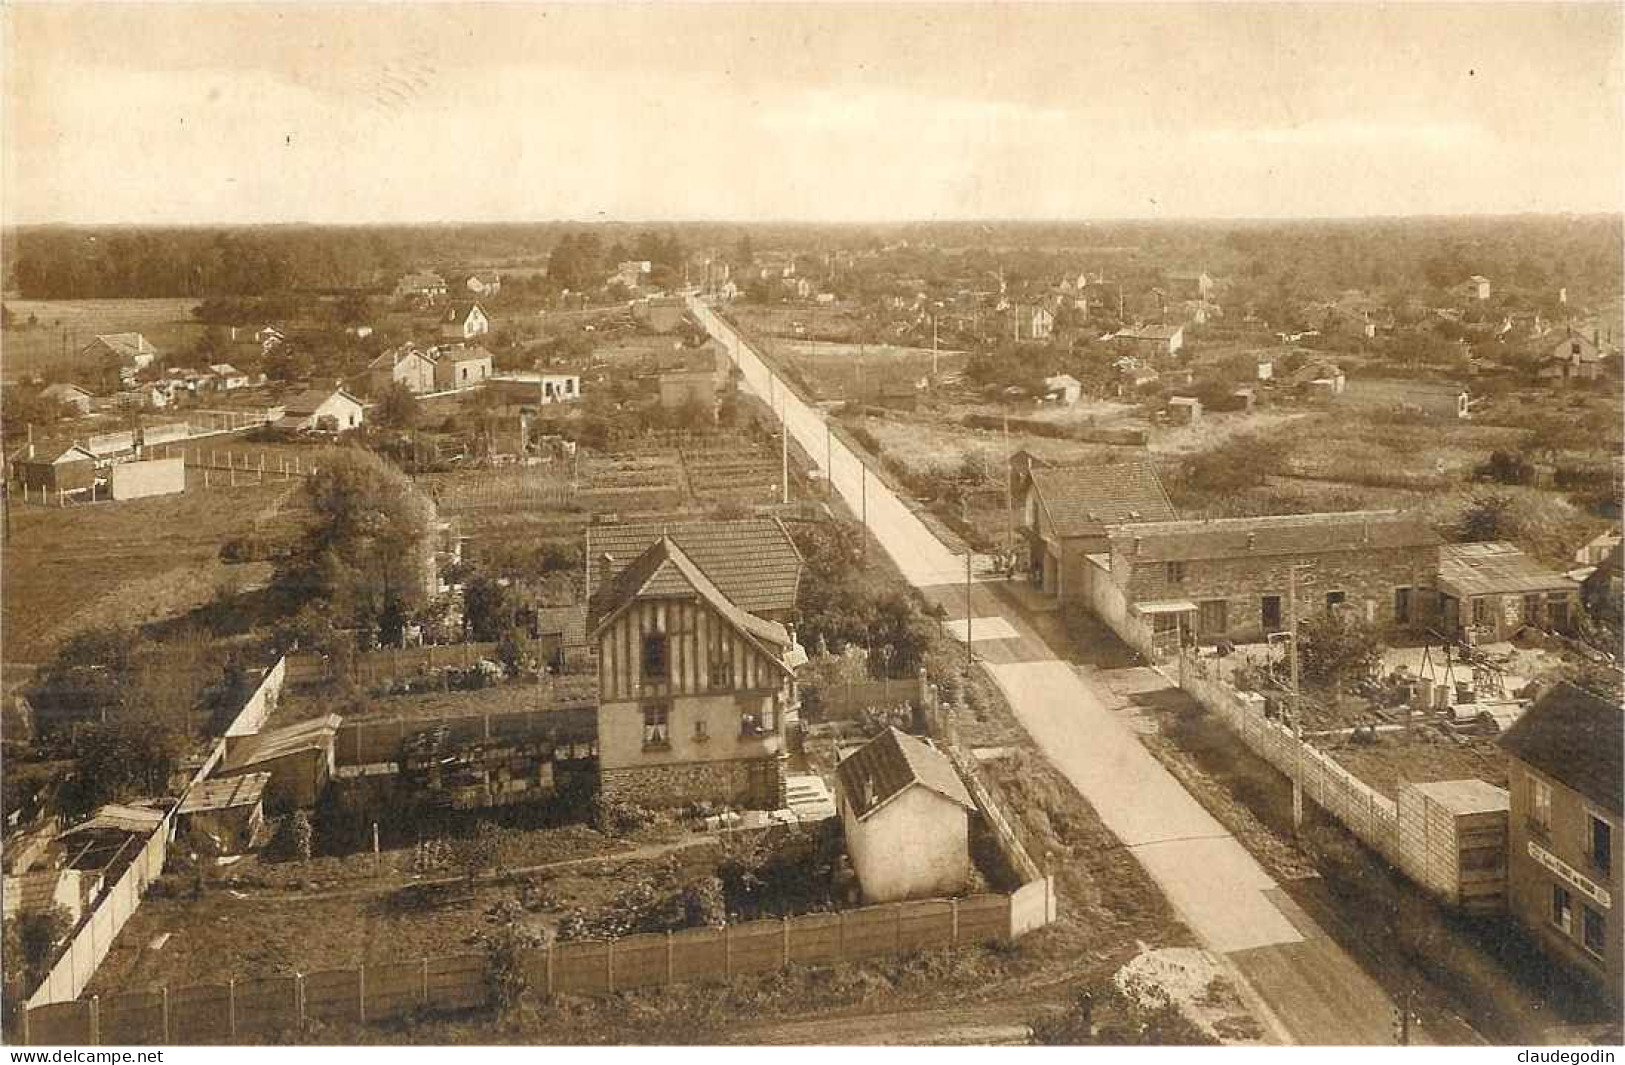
<box><xmin>1</xmin><ymin>476</ymin><xmax>301</xmax><ymax>664</ymax></box>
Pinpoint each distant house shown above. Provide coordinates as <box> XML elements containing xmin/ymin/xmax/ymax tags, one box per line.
<box><xmin>1112</xmin><ymin>324</ymin><xmax>1184</xmax><ymax>358</ymax></box>
<box><xmin>1464</xmin><ymin>276</ymin><xmax>1492</xmax><ymax>301</ymax></box>
<box><xmin>366</xmin><ymin>345</ymin><xmax>437</xmax><ymax>395</ymax></box>
<box><xmin>9</xmin><ymin>442</ymin><xmax>97</xmax><ymax>494</ymax></box>
<box><xmin>279</xmin><ymin>387</ymin><xmax>365</xmax><ymax>433</ymax></box>
<box><xmin>1018</xmin><ymin>454</ymin><xmax>1178</xmax><ymax>600</ymax></box>
<box><xmin>613</xmin><ymin>260</ymin><xmax>652</xmax><ymax>290</ymax></box>
<box><xmin>440</xmin><ymin>302</ymin><xmax>490</xmax><ymax>341</ymax></box>
<box><xmin>465</xmin><ymin>271</ymin><xmax>502</xmax><ymax>298</ymax></box>
<box><xmin>836</xmin><ymin>728</ymin><xmax>975</xmax><ymax>904</ymax></box>
<box><xmin>1539</xmin><ymin>332</ymin><xmax>1606</xmax><ymax>385</ymax></box>
<box><xmin>208</xmin><ymin>363</ymin><xmax>250</xmax><ymax>391</ymax></box>
<box><xmin>395</xmin><ymin>270</ymin><xmax>448</xmax><ymax>305</ymax></box>
<box><xmin>1498</xmin><ymin>683</ymin><xmax>1622</xmax><ymax>1003</ymax></box>
<box><xmin>1575</xmin><ymin>529</ymin><xmax>1623</xmax><ymax>567</ymax></box>
<box><xmin>431</xmin><ymin>344</ymin><xmax>493</xmax><ymax>391</ymax></box>
<box><xmin>80</xmin><ymin>333</ymin><xmax>158</xmax><ymax>389</ymax></box>
<box><xmin>587</xmin><ymin>535</ymin><xmax>803</xmax><ymax>810</ymax></box>
<box><xmin>539</xmin><ymin>373</ymin><xmax>581</xmax><ymax>404</ymax></box>
<box><xmin>1014</xmin><ymin>303</ymin><xmax>1054</xmax><ymax>341</ymax></box>
<box><xmin>1437</xmin><ymin>542</ymin><xmax>1580</xmax><ymax>641</ymax></box>
<box><xmin>39</xmin><ymin>383</ymin><xmax>94</xmax><ymax>415</ymax></box>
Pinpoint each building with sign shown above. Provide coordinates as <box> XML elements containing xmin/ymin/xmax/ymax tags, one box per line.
<box><xmin>1499</xmin><ymin>682</ymin><xmax>1622</xmax><ymax>1002</ymax></box>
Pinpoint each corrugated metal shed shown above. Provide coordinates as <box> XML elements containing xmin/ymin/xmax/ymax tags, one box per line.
<box><xmin>1439</xmin><ymin>542</ymin><xmax>1579</xmax><ymax>598</ymax></box>
<box><xmin>178</xmin><ymin>772</ymin><xmax>270</xmax><ymax>815</ymax></box>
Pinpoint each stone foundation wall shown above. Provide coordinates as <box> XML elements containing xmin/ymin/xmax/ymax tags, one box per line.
<box><xmin>600</xmin><ymin>756</ymin><xmax>780</xmax><ymax>809</ymax></box>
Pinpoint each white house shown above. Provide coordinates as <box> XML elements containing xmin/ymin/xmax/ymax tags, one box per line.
<box><xmin>836</xmin><ymin>728</ymin><xmax>974</xmax><ymax>904</ymax></box>
<box><xmin>1043</xmin><ymin>374</ymin><xmax>1082</xmax><ymax>406</ymax></box>
<box><xmin>367</xmin><ymin>345</ymin><xmax>438</xmax><ymax>395</ymax></box>
<box><xmin>430</xmin><ymin>344</ymin><xmax>493</xmax><ymax>391</ymax></box>
<box><xmin>279</xmin><ymin>387</ymin><xmax>365</xmax><ymax>433</ymax></box>
<box><xmin>208</xmin><ymin>363</ymin><xmax>250</xmax><ymax>391</ymax></box>
<box><xmin>441</xmin><ymin>302</ymin><xmax>491</xmax><ymax>341</ymax></box>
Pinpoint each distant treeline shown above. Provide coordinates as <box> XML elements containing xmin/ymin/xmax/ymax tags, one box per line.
<box><xmin>3</xmin><ymin>216</ymin><xmax>1620</xmax><ymax>305</ymax></box>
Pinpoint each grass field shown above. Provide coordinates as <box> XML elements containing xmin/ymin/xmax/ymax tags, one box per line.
<box><xmin>1</xmin><ymin>475</ymin><xmax>303</xmax><ymax>664</ymax></box>
<box><xmin>2</xmin><ymin>298</ymin><xmax>204</xmax><ymax>381</ymax></box>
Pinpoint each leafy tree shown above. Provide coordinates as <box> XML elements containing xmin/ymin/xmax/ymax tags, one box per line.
<box><xmin>449</xmin><ymin>822</ymin><xmax>508</xmax><ymax>888</ymax></box>
<box><xmin>281</xmin><ymin>449</ymin><xmax>436</xmax><ymax>628</ymax></box>
<box><xmin>1296</xmin><ymin>607</ymin><xmax>1384</xmax><ymax>696</ymax></box>
<box><xmin>375</xmin><ymin>382</ymin><xmax>422</xmax><ymax>429</ymax></box>
<box><xmin>1178</xmin><ymin>432</ymin><xmax>1286</xmax><ymax>496</ymax></box>
<box><xmin>4</xmin><ymin>906</ymin><xmax>73</xmax><ymax>987</ymax></box>
<box><xmin>1</xmin><ymin>387</ymin><xmax>71</xmax><ymax>444</ymax></box>
<box><xmin>1459</xmin><ymin>491</ymin><xmax>1514</xmax><ymax>542</ymax></box>
<box><xmin>463</xmin><ymin>570</ymin><xmax>520</xmax><ymax>642</ymax></box>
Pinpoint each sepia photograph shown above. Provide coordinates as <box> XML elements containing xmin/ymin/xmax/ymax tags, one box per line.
<box><xmin>0</xmin><ymin>0</ymin><xmax>1621</xmax><ymax>1054</ymax></box>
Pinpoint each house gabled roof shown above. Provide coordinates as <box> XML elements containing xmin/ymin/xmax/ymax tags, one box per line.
<box><xmin>284</xmin><ymin>387</ymin><xmax>362</xmax><ymax>415</ymax></box>
<box><xmin>88</xmin><ymin>333</ymin><xmax>155</xmax><ymax>360</ymax></box>
<box><xmin>1116</xmin><ymin>324</ymin><xmax>1183</xmax><ymax>341</ymax></box>
<box><xmin>587</xmin><ymin>518</ymin><xmax>802</xmax><ymax>618</ymax></box>
<box><xmin>1108</xmin><ymin>510</ymin><xmax>1440</xmax><ymax>563</ymax></box>
<box><xmin>207</xmin><ymin>363</ymin><xmax>243</xmax><ymax>378</ymax></box>
<box><xmin>442</xmin><ymin>302</ymin><xmax>486</xmax><ymax>325</ymax></box>
<box><xmin>1028</xmin><ymin>457</ymin><xmax>1177</xmax><ymax>538</ymax></box>
<box><xmin>836</xmin><ymin>728</ymin><xmax>974</xmax><ymax>822</ymax></box>
<box><xmin>434</xmin><ymin>344</ymin><xmax>494</xmax><ymax>365</ymax></box>
<box><xmin>41</xmin><ymin>383</ymin><xmax>93</xmax><ymax>400</ymax></box>
<box><xmin>1499</xmin><ymin>682</ymin><xmax>1622</xmax><ymax>814</ymax></box>
<box><xmin>587</xmin><ymin>536</ymin><xmax>793</xmax><ymax>667</ymax></box>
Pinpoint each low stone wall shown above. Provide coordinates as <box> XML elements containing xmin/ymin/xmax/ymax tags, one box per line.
<box><xmin>599</xmin><ymin>756</ymin><xmax>778</xmax><ymax>809</ymax></box>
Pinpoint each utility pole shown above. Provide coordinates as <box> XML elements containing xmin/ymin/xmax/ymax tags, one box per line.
<box><xmin>780</xmin><ymin>394</ymin><xmax>789</xmax><ymax>505</ymax></box>
<box><xmin>1288</xmin><ymin>561</ymin><xmax>1311</xmax><ymax>832</ymax></box>
<box><xmin>965</xmin><ymin>551</ymin><xmax>974</xmax><ymax>676</ymax></box>
<box><xmin>931</xmin><ymin>312</ymin><xmax>939</xmax><ymax>378</ymax></box>
<box><xmin>861</xmin><ymin>467</ymin><xmax>868</xmax><ymax>561</ymax></box>
<box><xmin>1003</xmin><ymin>412</ymin><xmax>1014</xmax><ymax>572</ymax></box>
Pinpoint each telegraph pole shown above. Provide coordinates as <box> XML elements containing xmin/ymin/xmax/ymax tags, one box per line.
<box><xmin>780</xmin><ymin>393</ymin><xmax>789</xmax><ymax>505</ymax></box>
<box><xmin>861</xmin><ymin>467</ymin><xmax>868</xmax><ymax>561</ymax></box>
<box><xmin>965</xmin><ymin>550</ymin><xmax>974</xmax><ymax>676</ymax></box>
<box><xmin>1003</xmin><ymin>412</ymin><xmax>1014</xmax><ymax>572</ymax></box>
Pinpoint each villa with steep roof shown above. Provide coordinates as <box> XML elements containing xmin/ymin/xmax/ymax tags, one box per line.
<box><xmin>588</xmin><ymin>534</ymin><xmax>805</xmax><ymax>810</ymax></box>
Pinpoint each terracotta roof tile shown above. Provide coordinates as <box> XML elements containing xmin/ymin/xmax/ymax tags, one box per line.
<box><xmin>836</xmin><ymin>728</ymin><xmax>974</xmax><ymax>822</ymax></box>
<box><xmin>1109</xmin><ymin>510</ymin><xmax>1439</xmax><ymax>563</ymax></box>
<box><xmin>1029</xmin><ymin>458</ymin><xmax>1177</xmax><ymax>537</ymax></box>
<box><xmin>587</xmin><ymin>518</ymin><xmax>801</xmax><ymax>617</ymax></box>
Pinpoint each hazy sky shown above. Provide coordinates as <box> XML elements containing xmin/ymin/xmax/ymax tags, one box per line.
<box><xmin>4</xmin><ymin>2</ymin><xmax>1622</xmax><ymax>224</ymax></box>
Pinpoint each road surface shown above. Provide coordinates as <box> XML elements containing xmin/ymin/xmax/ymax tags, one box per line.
<box><xmin>690</xmin><ymin>295</ymin><xmax>1409</xmax><ymax>1045</ymax></box>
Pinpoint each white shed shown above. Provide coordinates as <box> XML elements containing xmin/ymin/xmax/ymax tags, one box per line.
<box><xmin>836</xmin><ymin>728</ymin><xmax>975</xmax><ymax>903</ymax></box>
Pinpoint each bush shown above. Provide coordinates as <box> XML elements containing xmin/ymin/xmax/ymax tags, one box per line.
<box><xmin>591</xmin><ymin>797</ymin><xmax>654</xmax><ymax>837</ymax></box>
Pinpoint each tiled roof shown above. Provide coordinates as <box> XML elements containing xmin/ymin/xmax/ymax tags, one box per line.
<box><xmin>587</xmin><ymin>536</ymin><xmax>792</xmax><ymax>661</ymax></box>
<box><xmin>1029</xmin><ymin>457</ymin><xmax>1176</xmax><ymax>537</ymax></box>
<box><xmin>1117</xmin><ymin>325</ymin><xmax>1182</xmax><ymax>341</ymax></box>
<box><xmin>535</xmin><ymin>604</ymin><xmax>588</xmax><ymax>647</ymax></box>
<box><xmin>1438</xmin><ymin>542</ymin><xmax>1578</xmax><ymax>598</ymax></box>
<box><xmin>284</xmin><ymin>388</ymin><xmax>358</xmax><ymax>414</ymax></box>
<box><xmin>1499</xmin><ymin>682</ymin><xmax>1622</xmax><ymax>814</ymax></box>
<box><xmin>89</xmin><ymin>333</ymin><xmax>154</xmax><ymax>360</ymax></box>
<box><xmin>1108</xmin><ymin>510</ymin><xmax>1439</xmax><ymax>563</ymax></box>
<box><xmin>836</xmin><ymin>728</ymin><xmax>974</xmax><ymax>822</ymax></box>
<box><xmin>587</xmin><ymin>518</ymin><xmax>801</xmax><ymax>617</ymax></box>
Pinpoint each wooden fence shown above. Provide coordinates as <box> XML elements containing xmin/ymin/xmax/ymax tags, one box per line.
<box><xmin>23</xmin><ymin>659</ymin><xmax>288</xmax><ymax>1010</ymax></box>
<box><xmin>23</xmin><ymin>893</ymin><xmax>1023</xmax><ymax>1045</ymax></box>
<box><xmin>1176</xmin><ymin>651</ymin><xmax>1501</xmax><ymax>904</ymax></box>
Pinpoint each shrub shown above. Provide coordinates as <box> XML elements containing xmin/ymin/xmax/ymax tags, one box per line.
<box><xmin>591</xmin><ymin>797</ymin><xmax>654</xmax><ymax>837</ymax></box>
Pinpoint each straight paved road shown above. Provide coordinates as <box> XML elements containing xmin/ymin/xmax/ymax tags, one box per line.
<box><xmin>692</xmin><ymin>297</ymin><xmax>1407</xmax><ymax>1045</ymax></box>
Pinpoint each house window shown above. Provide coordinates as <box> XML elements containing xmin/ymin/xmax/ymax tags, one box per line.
<box><xmin>1547</xmin><ymin>594</ymin><xmax>1571</xmax><ymax>630</ymax></box>
<box><xmin>1524</xmin><ymin>595</ymin><xmax>1543</xmax><ymax>625</ymax></box>
<box><xmin>1167</xmin><ymin>561</ymin><xmax>1186</xmax><ymax>584</ymax></box>
<box><xmin>1471</xmin><ymin>597</ymin><xmax>1494</xmax><ymax>627</ymax></box>
<box><xmin>740</xmin><ymin>697</ymin><xmax>777</xmax><ymax>737</ymax></box>
<box><xmin>641</xmin><ymin>634</ymin><xmax>668</xmax><ymax>684</ymax></box>
<box><xmin>693</xmin><ymin>718</ymin><xmax>709</xmax><ymax>743</ymax></box>
<box><xmin>642</xmin><ymin>703</ymin><xmax>670</xmax><ymax>749</ymax></box>
<box><xmin>1531</xmin><ymin>776</ymin><xmax>1551</xmax><ymax>833</ymax></box>
<box><xmin>708</xmin><ymin>644</ymin><xmax>733</xmax><ymax>690</ymax></box>
<box><xmin>1590</xmin><ymin>814</ymin><xmax>1612</xmax><ymax>874</ymax></box>
<box><xmin>1394</xmin><ymin>587</ymin><xmax>1412</xmax><ymax>624</ymax></box>
<box><xmin>1552</xmin><ymin>885</ymin><xmax>1573</xmax><ymax>934</ymax></box>
<box><xmin>1582</xmin><ymin>906</ymin><xmax>1607</xmax><ymax>958</ymax></box>
<box><xmin>1324</xmin><ymin>590</ymin><xmax>1345</xmax><ymax>612</ymax></box>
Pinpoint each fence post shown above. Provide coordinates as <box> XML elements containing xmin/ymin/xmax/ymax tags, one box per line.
<box><xmin>161</xmin><ymin>986</ymin><xmax>170</xmax><ymax>1042</ymax></box>
<box><xmin>420</xmin><ymin>958</ymin><xmax>430</xmax><ymax>1006</ymax></box>
<box><xmin>836</xmin><ymin>911</ymin><xmax>846</xmax><ymax>960</ymax></box>
<box><xmin>358</xmin><ymin>963</ymin><xmax>367</xmax><ymax>1024</ymax></box>
<box><xmin>545</xmin><ymin>941</ymin><xmax>555</xmax><ymax>997</ymax></box>
<box><xmin>665</xmin><ymin>932</ymin><xmax>674</xmax><ymax>985</ymax></box>
<box><xmin>781</xmin><ymin>917</ymin><xmax>791</xmax><ymax>968</ymax></box>
<box><xmin>950</xmin><ymin>900</ymin><xmax>960</xmax><ymax>947</ymax></box>
<box><xmin>227</xmin><ymin>979</ymin><xmax>236</xmax><ymax>1040</ymax></box>
<box><xmin>605</xmin><ymin>939</ymin><xmax>615</xmax><ymax>993</ymax></box>
<box><xmin>724</xmin><ymin>924</ymin><xmax>732</xmax><ymax>976</ymax></box>
<box><xmin>895</xmin><ymin>903</ymin><xmax>904</xmax><ymax>953</ymax></box>
<box><xmin>295</xmin><ymin>972</ymin><xmax>306</xmax><ymax>1028</ymax></box>
<box><xmin>88</xmin><ymin>996</ymin><xmax>100</xmax><ymax>1045</ymax></box>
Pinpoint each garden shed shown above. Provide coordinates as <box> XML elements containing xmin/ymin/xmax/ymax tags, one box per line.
<box><xmin>219</xmin><ymin>715</ymin><xmax>341</xmax><ymax>811</ymax></box>
<box><xmin>1395</xmin><ymin>778</ymin><xmax>1509</xmax><ymax>913</ymax></box>
<box><xmin>177</xmin><ymin>772</ymin><xmax>269</xmax><ymax>854</ymax></box>
<box><xmin>837</xmin><ymin>728</ymin><xmax>975</xmax><ymax>904</ymax></box>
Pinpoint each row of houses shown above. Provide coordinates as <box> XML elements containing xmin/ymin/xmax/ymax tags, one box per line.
<box><xmin>365</xmin><ymin>342</ymin><xmax>494</xmax><ymax>396</ymax></box>
<box><xmin>1015</xmin><ymin>452</ymin><xmax>1583</xmax><ymax>650</ymax></box>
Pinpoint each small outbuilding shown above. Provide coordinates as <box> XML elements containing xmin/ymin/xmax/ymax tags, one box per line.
<box><xmin>836</xmin><ymin>728</ymin><xmax>975</xmax><ymax>904</ymax></box>
<box><xmin>1166</xmin><ymin>396</ymin><xmax>1202</xmax><ymax>425</ymax></box>
<box><xmin>177</xmin><ymin>772</ymin><xmax>270</xmax><ymax>854</ymax></box>
<box><xmin>10</xmin><ymin>443</ymin><xmax>97</xmax><ymax>494</ymax></box>
<box><xmin>219</xmin><ymin>714</ymin><xmax>341</xmax><ymax>811</ymax></box>
<box><xmin>1438</xmin><ymin>542</ymin><xmax>1581</xmax><ymax>640</ymax></box>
